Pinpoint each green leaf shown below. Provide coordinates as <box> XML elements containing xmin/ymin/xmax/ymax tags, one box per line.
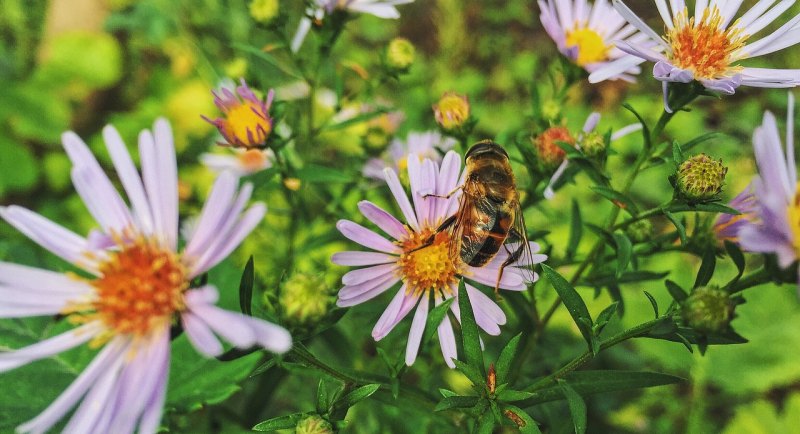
<box><xmin>422</xmin><ymin>297</ymin><xmax>455</xmax><ymax>350</ymax></box>
<box><xmin>252</xmin><ymin>412</ymin><xmax>309</xmax><ymax>431</ymax></box>
<box><xmin>239</xmin><ymin>256</ymin><xmax>255</xmax><ymax>316</ymax></box>
<box><xmin>672</xmin><ymin>141</ymin><xmax>684</xmax><ymax>169</ymax></box>
<box><xmin>689</xmin><ymin>202</ymin><xmax>741</xmax><ymax>215</ymax></box>
<box><xmin>523</xmin><ymin>370</ymin><xmax>684</xmax><ymax>400</ymax></box>
<box><xmin>558</xmin><ymin>380</ymin><xmax>587</xmax><ymax>434</ymax></box>
<box><xmin>612</xmin><ymin>231</ymin><xmax>632</xmax><ymax>277</ymax></box>
<box><xmin>497</xmin><ymin>389</ymin><xmax>535</xmax><ymax>402</ymax></box>
<box><xmin>434</xmin><ymin>395</ymin><xmax>480</xmax><ymax>411</ymax></box>
<box><xmin>566</xmin><ymin>199</ymin><xmax>583</xmax><ymax>259</ymax></box>
<box><xmin>695</xmin><ymin>247</ymin><xmax>716</xmax><ymax>288</ymax></box>
<box><xmin>336</xmin><ymin>384</ymin><xmax>381</xmax><ymax>409</ymax></box>
<box><xmin>664</xmin><ymin>211</ymin><xmax>687</xmax><ymax>244</ymax></box>
<box><xmin>496</xmin><ymin>333</ymin><xmax>522</xmax><ymax>385</ymax></box>
<box><xmin>591</xmin><ymin>186</ymin><xmax>639</xmax><ymax>214</ymax></box>
<box><xmin>542</xmin><ymin>264</ymin><xmax>593</xmax><ymax>351</ymax></box>
<box><xmin>452</xmin><ymin>359</ymin><xmax>485</xmax><ymax>387</ymax></box>
<box><xmin>643</xmin><ymin>291</ymin><xmax>659</xmax><ymax>318</ymax></box>
<box><xmin>316</xmin><ymin>379</ymin><xmax>331</xmax><ymax>414</ymax></box>
<box><xmin>682</xmin><ymin>132</ymin><xmax>718</xmax><ymax>153</ymax></box>
<box><xmin>458</xmin><ymin>279</ymin><xmax>485</xmax><ymax>375</ymax></box>
<box><xmin>594</xmin><ymin>302</ymin><xmax>619</xmax><ymax>332</ymax></box>
<box><xmin>622</xmin><ymin>104</ymin><xmax>652</xmax><ymax>150</ymax></box>
<box><xmin>476</xmin><ymin>409</ymin><xmax>496</xmax><ymax>434</ymax></box>
<box><xmin>725</xmin><ymin>240</ymin><xmax>746</xmax><ymax>282</ymax></box>
<box><xmin>295</xmin><ymin>164</ymin><xmax>353</xmax><ymax>184</ymax></box>
<box><xmin>231</xmin><ymin>42</ymin><xmax>302</xmax><ymax>79</ymax></box>
<box><xmin>503</xmin><ymin>404</ymin><xmax>543</xmax><ymax>434</ymax></box>
<box><xmin>665</xmin><ymin>279</ymin><xmax>688</xmax><ymax>302</ymax></box>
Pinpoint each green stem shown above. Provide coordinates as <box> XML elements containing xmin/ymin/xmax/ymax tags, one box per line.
<box><xmin>728</xmin><ymin>266</ymin><xmax>771</xmax><ymax>293</ymax></box>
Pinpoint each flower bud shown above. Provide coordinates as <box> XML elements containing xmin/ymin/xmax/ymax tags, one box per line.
<box><xmin>250</xmin><ymin>0</ymin><xmax>279</xmax><ymax>23</ymax></box>
<box><xmin>625</xmin><ymin>219</ymin><xmax>653</xmax><ymax>244</ymax></box>
<box><xmin>681</xmin><ymin>286</ymin><xmax>734</xmax><ymax>334</ymax></box>
<box><xmin>433</xmin><ymin>92</ymin><xmax>470</xmax><ymax>131</ymax></box>
<box><xmin>203</xmin><ymin>80</ymin><xmax>275</xmax><ymax>149</ymax></box>
<box><xmin>283</xmin><ymin>177</ymin><xmax>302</xmax><ymax>191</ymax></box>
<box><xmin>278</xmin><ymin>273</ymin><xmax>332</xmax><ymax>326</ymax></box>
<box><xmin>676</xmin><ymin>154</ymin><xmax>727</xmax><ymax>201</ymax></box>
<box><xmin>385</xmin><ymin>37</ymin><xmax>415</xmax><ymax>71</ymax></box>
<box><xmin>532</xmin><ymin>126</ymin><xmax>575</xmax><ymax>172</ymax></box>
<box><xmin>541</xmin><ymin>99</ymin><xmax>561</xmax><ymax>122</ymax></box>
<box><xmin>579</xmin><ymin>131</ymin><xmax>606</xmax><ymax>158</ymax></box>
<box><xmin>295</xmin><ymin>415</ymin><xmax>334</xmax><ymax>434</ymax></box>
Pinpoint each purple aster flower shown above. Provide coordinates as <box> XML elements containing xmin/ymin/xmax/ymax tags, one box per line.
<box><xmin>0</xmin><ymin>119</ymin><xmax>291</xmax><ymax>434</ymax></box>
<box><xmin>544</xmin><ymin>112</ymin><xmax>642</xmax><ymax>199</ymax></box>
<box><xmin>739</xmin><ymin>93</ymin><xmax>798</xmax><ymax>269</ymax></box>
<box><xmin>363</xmin><ymin>131</ymin><xmax>456</xmax><ymax>180</ymax></box>
<box><xmin>538</xmin><ymin>0</ymin><xmax>658</xmax><ymax>82</ymax></box>
<box><xmin>333</xmin><ymin>151</ymin><xmax>547</xmax><ymax>368</ymax></box>
<box><xmin>713</xmin><ymin>184</ymin><xmax>757</xmax><ymax>244</ymax></box>
<box><xmin>590</xmin><ymin>0</ymin><xmax>800</xmax><ymax>111</ymax></box>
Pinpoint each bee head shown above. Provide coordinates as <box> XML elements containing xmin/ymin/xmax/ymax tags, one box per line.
<box><xmin>465</xmin><ymin>140</ymin><xmax>509</xmax><ymax>161</ymax></box>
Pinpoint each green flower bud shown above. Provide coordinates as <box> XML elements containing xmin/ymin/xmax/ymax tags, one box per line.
<box><xmin>296</xmin><ymin>415</ymin><xmax>334</xmax><ymax>434</ymax></box>
<box><xmin>579</xmin><ymin>131</ymin><xmax>606</xmax><ymax>158</ymax></box>
<box><xmin>676</xmin><ymin>154</ymin><xmax>727</xmax><ymax>201</ymax></box>
<box><xmin>278</xmin><ymin>273</ymin><xmax>333</xmax><ymax>326</ymax></box>
<box><xmin>541</xmin><ymin>99</ymin><xmax>561</xmax><ymax>122</ymax></box>
<box><xmin>385</xmin><ymin>37</ymin><xmax>415</xmax><ymax>71</ymax></box>
<box><xmin>681</xmin><ymin>286</ymin><xmax>734</xmax><ymax>334</ymax></box>
<box><xmin>625</xmin><ymin>219</ymin><xmax>653</xmax><ymax>244</ymax></box>
<box><xmin>250</xmin><ymin>0</ymin><xmax>279</xmax><ymax>23</ymax></box>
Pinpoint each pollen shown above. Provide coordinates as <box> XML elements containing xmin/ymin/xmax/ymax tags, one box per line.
<box><xmin>398</xmin><ymin>229</ymin><xmax>460</xmax><ymax>297</ymax></box>
<box><xmin>565</xmin><ymin>27</ymin><xmax>610</xmax><ymax>66</ymax></box>
<box><xmin>68</xmin><ymin>238</ymin><xmax>187</xmax><ymax>338</ymax></box>
<box><xmin>221</xmin><ymin>101</ymin><xmax>272</xmax><ymax>148</ymax></box>
<box><xmin>666</xmin><ymin>7</ymin><xmax>748</xmax><ymax>80</ymax></box>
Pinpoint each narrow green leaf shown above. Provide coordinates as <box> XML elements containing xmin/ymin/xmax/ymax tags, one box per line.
<box><xmin>682</xmin><ymin>132</ymin><xmax>718</xmax><ymax>152</ymax></box>
<box><xmin>612</xmin><ymin>231</ymin><xmax>632</xmax><ymax>277</ymax></box>
<box><xmin>439</xmin><ymin>388</ymin><xmax>458</xmax><ymax>398</ymax></box>
<box><xmin>503</xmin><ymin>405</ymin><xmax>543</xmax><ymax>434</ymax></box>
<box><xmin>458</xmin><ymin>279</ymin><xmax>485</xmax><ymax>375</ymax></box>
<box><xmin>689</xmin><ymin>202</ymin><xmax>741</xmax><ymax>214</ymax></box>
<box><xmin>476</xmin><ymin>409</ymin><xmax>496</xmax><ymax>434</ymax></box>
<box><xmin>522</xmin><ymin>370</ymin><xmax>684</xmax><ymax>399</ymax></box>
<box><xmin>231</xmin><ymin>42</ymin><xmax>302</xmax><ymax>79</ymax></box>
<box><xmin>643</xmin><ymin>291</ymin><xmax>659</xmax><ymax>318</ymax></box>
<box><xmin>239</xmin><ymin>256</ymin><xmax>254</xmax><ymax>316</ymax></box>
<box><xmin>665</xmin><ymin>280</ymin><xmax>688</xmax><ymax>302</ymax></box>
<box><xmin>594</xmin><ymin>302</ymin><xmax>619</xmax><ymax>331</ymax></box>
<box><xmin>497</xmin><ymin>389</ymin><xmax>535</xmax><ymax>402</ymax></box>
<box><xmin>422</xmin><ymin>297</ymin><xmax>455</xmax><ymax>349</ymax></box>
<box><xmin>591</xmin><ymin>186</ymin><xmax>639</xmax><ymax>214</ymax></box>
<box><xmin>664</xmin><ymin>211</ymin><xmax>687</xmax><ymax>244</ymax></box>
<box><xmin>566</xmin><ymin>199</ymin><xmax>583</xmax><ymax>259</ymax></box>
<box><xmin>316</xmin><ymin>379</ymin><xmax>330</xmax><ymax>414</ymax></box>
<box><xmin>558</xmin><ymin>380</ymin><xmax>587</xmax><ymax>434</ymax></box>
<box><xmin>694</xmin><ymin>248</ymin><xmax>716</xmax><ymax>288</ymax></box>
<box><xmin>336</xmin><ymin>384</ymin><xmax>381</xmax><ymax>409</ymax></box>
<box><xmin>671</xmin><ymin>141</ymin><xmax>684</xmax><ymax>169</ymax></box>
<box><xmin>452</xmin><ymin>359</ymin><xmax>485</xmax><ymax>387</ymax></box>
<box><xmin>584</xmin><ymin>223</ymin><xmax>615</xmax><ymax>246</ymax></box>
<box><xmin>434</xmin><ymin>395</ymin><xmax>480</xmax><ymax>412</ymax></box>
<box><xmin>621</xmin><ymin>103</ymin><xmax>652</xmax><ymax>150</ymax></box>
<box><xmin>724</xmin><ymin>240</ymin><xmax>745</xmax><ymax>281</ymax></box>
<box><xmin>542</xmin><ymin>265</ymin><xmax>593</xmax><ymax>350</ymax></box>
<box><xmin>252</xmin><ymin>413</ymin><xmax>308</xmax><ymax>431</ymax></box>
<box><xmin>495</xmin><ymin>333</ymin><xmax>522</xmax><ymax>385</ymax></box>
<box><xmin>295</xmin><ymin>164</ymin><xmax>352</xmax><ymax>183</ymax></box>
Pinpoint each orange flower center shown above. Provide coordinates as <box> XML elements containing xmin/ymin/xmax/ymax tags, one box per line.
<box><xmin>223</xmin><ymin>102</ymin><xmax>272</xmax><ymax>148</ymax></box>
<box><xmin>666</xmin><ymin>7</ymin><xmax>748</xmax><ymax>80</ymax></box>
<box><xmin>397</xmin><ymin>228</ymin><xmax>460</xmax><ymax>297</ymax></box>
<box><xmin>68</xmin><ymin>238</ymin><xmax>187</xmax><ymax>339</ymax></box>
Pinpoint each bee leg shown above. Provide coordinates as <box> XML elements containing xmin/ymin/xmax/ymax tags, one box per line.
<box><xmin>407</xmin><ymin>215</ymin><xmax>457</xmax><ymax>253</ymax></box>
<box><xmin>422</xmin><ymin>184</ymin><xmax>463</xmax><ymax>200</ymax></box>
<box><xmin>494</xmin><ymin>241</ymin><xmax>526</xmax><ymax>297</ymax></box>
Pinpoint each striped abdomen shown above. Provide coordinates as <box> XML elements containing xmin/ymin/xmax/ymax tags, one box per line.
<box><xmin>461</xmin><ymin>199</ymin><xmax>514</xmax><ymax>267</ymax></box>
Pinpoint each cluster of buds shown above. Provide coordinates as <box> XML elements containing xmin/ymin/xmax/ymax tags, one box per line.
<box><xmin>675</xmin><ymin>154</ymin><xmax>728</xmax><ymax>201</ymax></box>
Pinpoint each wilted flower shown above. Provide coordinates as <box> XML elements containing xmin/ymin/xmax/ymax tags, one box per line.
<box><xmin>363</xmin><ymin>131</ymin><xmax>456</xmax><ymax>180</ymax></box>
<box><xmin>203</xmin><ymin>79</ymin><xmax>275</xmax><ymax>148</ymax></box>
<box><xmin>433</xmin><ymin>92</ymin><xmax>471</xmax><ymax>131</ymax></box>
<box><xmin>291</xmin><ymin>0</ymin><xmax>415</xmax><ymax>53</ymax></box>
<box><xmin>738</xmin><ymin>93</ymin><xmax>799</xmax><ymax>271</ymax></box>
<box><xmin>591</xmin><ymin>1</ymin><xmax>800</xmax><ymax>110</ymax></box>
<box><xmin>538</xmin><ymin>0</ymin><xmax>656</xmax><ymax>81</ymax></box>
<box><xmin>0</xmin><ymin>119</ymin><xmax>291</xmax><ymax>433</ymax></box>
<box><xmin>681</xmin><ymin>286</ymin><xmax>735</xmax><ymax>333</ymax></box>
<box><xmin>333</xmin><ymin>151</ymin><xmax>546</xmax><ymax>368</ymax></box>
<box><xmin>542</xmin><ymin>113</ymin><xmax>642</xmax><ymax>199</ymax></box>
<box><xmin>676</xmin><ymin>154</ymin><xmax>728</xmax><ymax>201</ymax></box>
<box><xmin>200</xmin><ymin>148</ymin><xmax>274</xmax><ymax>177</ymax></box>
<box><xmin>385</xmin><ymin>37</ymin><xmax>415</xmax><ymax>70</ymax></box>
<box><xmin>250</xmin><ymin>0</ymin><xmax>280</xmax><ymax>23</ymax></box>
<box><xmin>713</xmin><ymin>185</ymin><xmax>757</xmax><ymax>244</ymax></box>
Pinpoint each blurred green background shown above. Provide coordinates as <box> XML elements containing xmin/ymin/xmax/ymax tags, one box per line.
<box><xmin>1</xmin><ymin>0</ymin><xmax>800</xmax><ymax>433</ymax></box>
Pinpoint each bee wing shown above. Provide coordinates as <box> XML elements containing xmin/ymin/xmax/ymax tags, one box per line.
<box><xmin>448</xmin><ymin>193</ymin><xmax>497</xmax><ymax>267</ymax></box>
<box><xmin>502</xmin><ymin>200</ymin><xmax>540</xmax><ymax>284</ymax></box>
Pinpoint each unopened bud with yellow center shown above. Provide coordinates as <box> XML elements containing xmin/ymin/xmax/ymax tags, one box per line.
<box><xmin>677</xmin><ymin>154</ymin><xmax>727</xmax><ymax>201</ymax></box>
<box><xmin>385</xmin><ymin>37</ymin><xmax>415</xmax><ymax>70</ymax></box>
<box><xmin>681</xmin><ymin>286</ymin><xmax>735</xmax><ymax>334</ymax></box>
<box><xmin>625</xmin><ymin>219</ymin><xmax>653</xmax><ymax>244</ymax></box>
<box><xmin>295</xmin><ymin>415</ymin><xmax>333</xmax><ymax>434</ymax></box>
<box><xmin>433</xmin><ymin>92</ymin><xmax>470</xmax><ymax>131</ymax></box>
<box><xmin>579</xmin><ymin>131</ymin><xmax>606</xmax><ymax>158</ymax></box>
<box><xmin>283</xmin><ymin>177</ymin><xmax>302</xmax><ymax>191</ymax></box>
<box><xmin>278</xmin><ymin>273</ymin><xmax>332</xmax><ymax>326</ymax></box>
<box><xmin>203</xmin><ymin>79</ymin><xmax>275</xmax><ymax>149</ymax></box>
<box><xmin>532</xmin><ymin>126</ymin><xmax>575</xmax><ymax>172</ymax></box>
<box><xmin>250</xmin><ymin>0</ymin><xmax>279</xmax><ymax>23</ymax></box>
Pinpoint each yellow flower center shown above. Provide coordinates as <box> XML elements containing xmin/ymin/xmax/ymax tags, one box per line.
<box><xmin>223</xmin><ymin>102</ymin><xmax>272</xmax><ymax>148</ymax></box>
<box><xmin>397</xmin><ymin>228</ymin><xmax>460</xmax><ymax>297</ymax></box>
<box><xmin>666</xmin><ymin>7</ymin><xmax>748</xmax><ymax>80</ymax></box>
<box><xmin>788</xmin><ymin>184</ymin><xmax>800</xmax><ymax>254</ymax></box>
<box><xmin>67</xmin><ymin>238</ymin><xmax>187</xmax><ymax>340</ymax></box>
<box><xmin>565</xmin><ymin>28</ymin><xmax>610</xmax><ymax>66</ymax></box>
<box><xmin>434</xmin><ymin>94</ymin><xmax>470</xmax><ymax>130</ymax></box>
<box><xmin>237</xmin><ymin>149</ymin><xmax>269</xmax><ymax>172</ymax></box>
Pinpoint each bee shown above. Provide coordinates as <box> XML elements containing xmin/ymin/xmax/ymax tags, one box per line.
<box><xmin>426</xmin><ymin>140</ymin><xmax>535</xmax><ymax>292</ymax></box>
